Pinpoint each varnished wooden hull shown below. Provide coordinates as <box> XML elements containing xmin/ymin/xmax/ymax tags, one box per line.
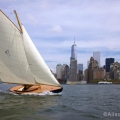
<box><xmin>10</xmin><ymin>85</ymin><xmax>63</xmax><ymax>94</ymax></box>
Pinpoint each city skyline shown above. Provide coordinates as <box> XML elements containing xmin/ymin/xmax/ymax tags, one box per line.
<box><xmin>1</xmin><ymin>0</ymin><xmax>120</xmax><ymax>72</ymax></box>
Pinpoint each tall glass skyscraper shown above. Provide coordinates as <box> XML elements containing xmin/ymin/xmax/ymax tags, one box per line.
<box><xmin>93</xmin><ymin>51</ymin><xmax>100</xmax><ymax>67</ymax></box>
<box><xmin>69</xmin><ymin>38</ymin><xmax>77</xmax><ymax>81</ymax></box>
<box><xmin>71</xmin><ymin>40</ymin><xmax>77</xmax><ymax>60</ymax></box>
<box><xmin>105</xmin><ymin>58</ymin><xmax>114</xmax><ymax>72</ymax></box>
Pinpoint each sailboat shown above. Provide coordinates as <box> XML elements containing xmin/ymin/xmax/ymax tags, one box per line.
<box><xmin>0</xmin><ymin>9</ymin><xmax>63</xmax><ymax>94</ymax></box>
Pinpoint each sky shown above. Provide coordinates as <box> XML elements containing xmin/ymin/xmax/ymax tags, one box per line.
<box><xmin>1</xmin><ymin>0</ymin><xmax>120</xmax><ymax>72</ymax></box>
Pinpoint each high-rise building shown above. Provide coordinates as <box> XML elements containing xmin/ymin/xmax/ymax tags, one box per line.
<box><xmin>69</xmin><ymin>59</ymin><xmax>77</xmax><ymax>81</ymax></box>
<box><xmin>71</xmin><ymin>39</ymin><xmax>77</xmax><ymax>60</ymax></box>
<box><xmin>56</xmin><ymin>64</ymin><xmax>62</xmax><ymax>79</ymax></box>
<box><xmin>85</xmin><ymin>57</ymin><xmax>105</xmax><ymax>83</ymax></box>
<box><xmin>105</xmin><ymin>58</ymin><xmax>114</xmax><ymax>72</ymax></box>
<box><xmin>69</xmin><ymin>38</ymin><xmax>77</xmax><ymax>81</ymax></box>
<box><xmin>109</xmin><ymin>62</ymin><xmax>120</xmax><ymax>80</ymax></box>
<box><xmin>93</xmin><ymin>68</ymin><xmax>105</xmax><ymax>80</ymax></box>
<box><xmin>56</xmin><ymin>64</ymin><xmax>69</xmax><ymax>84</ymax></box>
<box><xmin>62</xmin><ymin>64</ymin><xmax>69</xmax><ymax>80</ymax></box>
<box><xmin>77</xmin><ymin>64</ymin><xmax>83</xmax><ymax>81</ymax></box>
<box><xmin>77</xmin><ymin>64</ymin><xmax>83</xmax><ymax>74</ymax></box>
<box><xmin>93</xmin><ymin>51</ymin><xmax>100</xmax><ymax>67</ymax></box>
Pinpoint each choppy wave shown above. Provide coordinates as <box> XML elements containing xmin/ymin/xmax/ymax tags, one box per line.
<box><xmin>1</xmin><ymin>84</ymin><xmax>120</xmax><ymax>120</ymax></box>
<box><xmin>22</xmin><ymin>91</ymin><xmax>62</xmax><ymax>96</ymax></box>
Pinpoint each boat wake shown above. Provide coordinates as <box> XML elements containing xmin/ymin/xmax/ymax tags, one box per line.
<box><xmin>22</xmin><ymin>91</ymin><xmax>62</xmax><ymax>96</ymax></box>
<box><xmin>0</xmin><ymin>89</ymin><xmax>61</xmax><ymax>96</ymax></box>
<box><xmin>0</xmin><ymin>90</ymin><xmax>62</xmax><ymax>96</ymax></box>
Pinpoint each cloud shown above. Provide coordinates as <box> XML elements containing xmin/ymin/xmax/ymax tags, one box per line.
<box><xmin>50</xmin><ymin>25</ymin><xmax>62</xmax><ymax>33</ymax></box>
<box><xmin>1</xmin><ymin>0</ymin><xmax>120</xmax><ymax>72</ymax></box>
<box><xmin>26</xmin><ymin>13</ymin><xmax>38</xmax><ymax>26</ymax></box>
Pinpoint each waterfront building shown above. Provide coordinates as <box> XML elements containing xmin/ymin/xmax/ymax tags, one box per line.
<box><xmin>84</xmin><ymin>69</ymin><xmax>88</xmax><ymax>81</ymax></box>
<box><xmin>77</xmin><ymin>64</ymin><xmax>83</xmax><ymax>81</ymax></box>
<box><xmin>69</xmin><ymin>59</ymin><xmax>77</xmax><ymax>81</ymax></box>
<box><xmin>89</xmin><ymin>57</ymin><xmax>98</xmax><ymax>69</ymax></box>
<box><xmin>109</xmin><ymin>62</ymin><xmax>120</xmax><ymax>80</ymax></box>
<box><xmin>77</xmin><ymin>64</ymin><xmax>83</xmax><ymax>74</ymax></box>
<box><xmin>62</xmin><ymin>64</ymin><xmax>69</xmax><ymax>83</ymax></box>
<box><xmin>93</xmin><ymin>51</ymin><xmax>100</xmax><ymax>67</ymax></box>
<box><xmin>56</xmin><ymin>64</ymin><xmax>62</xmax><ymax>80</ymax></box>
<box><xmin>93</xmin><ymin>68</ymin><xmax>105</xmax><ymax>80</ymax></box>
<box><xmin>87</xmin><ymin>57</ymin><xmax>98</xmax><ymax>83</ymax></box>
<box><xmin>69</xmin><ymin>38</ymin><xmax>77</xmax><ymax>81</ymax></box>
<box><xmin>105</xmin><ymin>72</ymin><xmax>110</xmax><ymax>80</ymax></box>
<box><xmin>85</xmin><ymin>57</ymin><xmax>105</xmax><ymax>83</ymax></box>
<box><xmin>77</xmin><ymin>70</ymin><xmax>84</xmax><ymax>81</ymax></box>
<box><xmin>105</xmin><ymin>58</ymin><xmax>114</xmax><ymax>72</ymax></box>
<box><xmin>56</xmin><ymin>64</ymin><xmax>70</xmax><ymax>84</ymax></box>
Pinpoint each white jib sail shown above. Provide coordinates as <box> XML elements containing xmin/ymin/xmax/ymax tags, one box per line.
<box><xmin>0</xmin><ymin>10</ymin><xmax>36</xmax><ymax>85</ymax></box>
<box><xmin>22</xmin><ymin>25</ymin><xmax>60</xmax><ymax>87</ymax></box>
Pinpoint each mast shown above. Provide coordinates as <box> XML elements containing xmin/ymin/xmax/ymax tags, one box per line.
<box><xmin>14</xmin><ymin>10</ymin><xmax>23</xmax><ymax>33</ymax></box>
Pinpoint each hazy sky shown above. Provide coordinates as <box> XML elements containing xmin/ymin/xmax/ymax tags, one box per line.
<box><xmin>1</xmin><ymin>0</ymin><xmax>120</xmax><ymax>72</ymax></box>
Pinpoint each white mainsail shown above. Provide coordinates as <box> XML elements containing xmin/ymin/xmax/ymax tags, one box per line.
<box><xmin>0</xmin><ymin>10</ymin><xmax>60</xmax><ymax>87</ymax></box>
<box><xmin>0</xmin><ymin>10</ymin><xmax>35</xmax><ymax>84</ymax></box>
<box><xmin>22</xmin><ymin>25</ymin><xmax>60</xmax><ymax>87</ymax></box>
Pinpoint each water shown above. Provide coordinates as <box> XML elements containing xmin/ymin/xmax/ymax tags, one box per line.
<box><xmin>0</xmin><ymin>84</ymin><xmax>120</xmax><ymax>120</ymax></box>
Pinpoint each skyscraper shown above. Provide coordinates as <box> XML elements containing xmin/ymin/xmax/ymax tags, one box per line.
<box><xmin>77</xmin><ymin>64</ymin><xmax>83</xmax><ymax>74</ymax></box>
<box><xmin>93</xmin><ymin>51</ymin><xmax>100</xmax><ymax>67</ymax></box>
<box><xmin>62</xmin><ymin>64</ymin><xmax>69</xmax><ymax>80</ymax></box>
<box><xmin>69</xmin><ymin>38</ymin><xmax>77</xmax><ymax>81</ymax></box>
<box><xmin>69</xmin><ymin>60</ymin><xmax>77</xmax><ymax>81</ymax></box>
<box><xmin>71</xmin><ymin>38</ymin><xmax>77</xmax><ymax>60</ymax></box>
<box><xmin>105</xmin><ymin>58</ymin><xmax>115</xmax><ymax>72</ymax></box>
<box><xmin>56</xmin><ymin>64</ymin><xmax>62</xmax><ymax>79</ymax></box>
<box><xmin>77</xmin><ymin>64</ymin><xmax>83</xmax><ymax>81</ymax></box>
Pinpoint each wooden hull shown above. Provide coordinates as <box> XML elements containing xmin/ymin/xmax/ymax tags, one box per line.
<box><xmin>10</xmin><ymin>85</ymin><xmax>63</xmax><ymax>94</ymax></box>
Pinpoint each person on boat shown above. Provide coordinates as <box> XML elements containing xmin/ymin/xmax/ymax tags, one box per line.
<box><xmin>23</xmin><ymin>85</ymin><xmax>32</xmax><ymax>91</ymax></box>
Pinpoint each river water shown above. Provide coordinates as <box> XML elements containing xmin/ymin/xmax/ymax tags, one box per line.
<box><xmin>0</xmin><ymin>84</ymin><xmax>120</xmax><ymax>120</ymax></box>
